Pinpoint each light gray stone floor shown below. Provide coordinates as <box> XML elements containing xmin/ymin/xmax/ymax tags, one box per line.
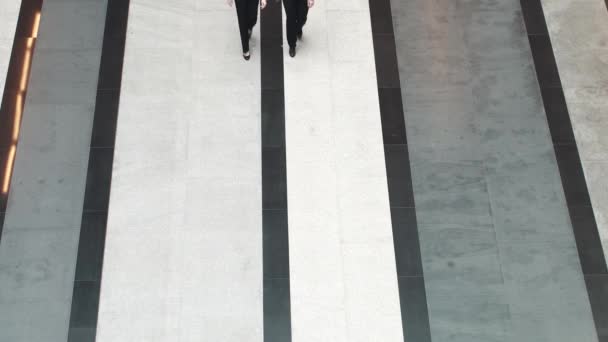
<box><xmin>0</xmin><ymin>0</ymin><xmax>107</xmax><ymax>340</ymax></box>
<box><xmin>542</xmin><ymin>0</ymin><xmax>608</xmax><ymax>265</ymax></box>
<box><xmin>284</xmin><ymin>2</ymin><xmax>403</xmax><ymax>341</ymax></box>
<box><xmin>390</xmin><ymin>0</ymin><xmax>599</xmax><ymax>341</ymax></box>
<box><xmin>0</xmin><ymin>0</ymin><xmax>21</xmax><ymax>98</ymax></box>
<box><xmin>95</xmin><ymin>2</ymin><xmax>264</xmax><ymax>341</ymax></box>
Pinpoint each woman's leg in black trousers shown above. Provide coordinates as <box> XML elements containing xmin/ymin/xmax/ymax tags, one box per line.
<box><xmin>283</xmin><ymin>0</ymin><xmax>308</xmax><ymax>48</ymax></box>
<box><xmin>296</xmin><ymin>0</ymin><xmax>308</xmax><ymax>36</ymax></box>
<box><xmin>235</xmin><ymin>0</ymin><xmax>259</xmax><ymax>53</ymax></box>
<box><xmin>248</xmin><ymin>0</ymin><xmax>260</xmax><ymax>30</ymax></box>
<box><xmin>283</xmin><ymin>0</ymin><xmax>297</xmax><ymax>48</ymax></box>
<box><xmin>235</xmin><ymin>0</ymin><xmax>250</xmax><ymax>53</ymax></box>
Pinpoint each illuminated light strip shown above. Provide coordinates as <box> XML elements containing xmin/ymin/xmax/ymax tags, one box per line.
<box><xmin>19</xmin><ymin>40</ymin><xmax>33</xmax><ymax>92</ymax></box>
<box><xmin>12</xmin><ymin>94</ymin><xmax>22</xmax><ymax>141</ymax></box>
<box><xmin>2</xmin><ymin>146</ymin><xmax>16</xmax><ymax>194</ymax></box>
<box><xmin>32</xmin><ymin>11</ymin><xmax>41</xmax><ymax>38</ymax></box>
<box><xmin>2</xmin><ymin>9</ymin><xmax>41</xmax><ymax>195</ymax></box>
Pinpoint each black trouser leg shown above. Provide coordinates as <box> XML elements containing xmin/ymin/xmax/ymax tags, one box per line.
<box><xmin>235</xmin><ymin>0</ymin><xmax>259</xmax><ymax>53</ymax></box>
<box><xmin>296</xmin><ymin>0</ymin><xmax>308</xmax><ymax>35</ymax></box>
<box><xmin>248</xmin><ymin>0</ymin><xmax>259</xmax><ymax>30</ymax></box>
<box><xmin>283</xmin><ymin>0</ymin><xmax>305</xmax><ymax>48</ymax></box>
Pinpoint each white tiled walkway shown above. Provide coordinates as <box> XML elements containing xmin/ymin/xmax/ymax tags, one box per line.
<box><xmin>284</xmin><ymin>2</ymin><xmax>403</xmax><ymax>341</ymax></box>
<box><xmin>96</xmin><ymin>3</ymin><xmax>263</xmax><ymax>341</ymax></box>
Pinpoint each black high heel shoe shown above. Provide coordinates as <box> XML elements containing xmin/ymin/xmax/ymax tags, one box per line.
<box><xmin>243</xmin><ymin>51</ymin><xmax>251</xmax><ymax>61</ymax></box>
<box><xmin>289</xmin><ymin>46</ymin><xmax>296</xmax><ymax>58</ymax></box>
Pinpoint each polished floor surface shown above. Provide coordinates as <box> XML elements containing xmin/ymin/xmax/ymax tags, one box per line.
<box><xmin>0</xmin><ymin>0</ymin><xmax>607</xmax><ymax>341</ymax></box>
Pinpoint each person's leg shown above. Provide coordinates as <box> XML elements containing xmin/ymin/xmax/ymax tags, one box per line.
<box><xmin>296</xmin><ymin>0</ymin><xmax>309</xmax><ymax>36</ymax></box>
<box><xmin>283</xmin><ymin>0</ymin><xmax>298</xmax><ymax>48</ymax></box>
<box><xmin>235</xmin><ymin>0</ymin><xmax>250</xmax><ymax>53</ymax></box>
<box><xmin>248</xmin><ymin>0</ymin><xmax>260</xmax><ymax>31</ymax></box>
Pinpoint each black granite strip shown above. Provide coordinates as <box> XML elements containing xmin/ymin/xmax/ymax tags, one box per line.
<box><xmin>521</xmin><ymin>0</ymin><xmax>608</xmax><ymax>340</ymax></box>
<box><xmin>585</xmin><ymin>275</ymin><xmax>608</xmax><ymax>339</ymax></box>
<box><xmin>369</xmin><ymin>0</ymin><xmax>432</xmax><ymax>341</ymax></box>
<box><xmin>0</xmin><ymin>0</ymin><xmax>43</xmax><ymax>237</ymax></box>
<box><xmin>261</xmin><ymin>1</ymin><xmax>292</xmax><ymax>341</ymax></box>
<box><xmin>67</xmin><ymin>0</ymin><xmax>129</xmax><ymax>340</ymax></box>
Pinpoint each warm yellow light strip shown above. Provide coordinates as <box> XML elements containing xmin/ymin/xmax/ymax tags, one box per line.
<box><xmin>2</xmin><ymin>146</ymin><xmax>16</xmax><ymax>194</ymax></box>
<box><xmin>19</xmin><ymin>41</ymin><xmax>32</xmax><ymax>92</ymax></box>
<box><xmin>3</xmin><ymin>10</ymin><xmax>41</xmax><ymax>195</ymax></box>
<box><xmin>32</xmin><ymin>11</ymin><xmax>41</xmax><ymax>38</ymax></box>
<box><xmin>12</xmin><ymin>94</ymin><xmax>23</xmax><ymax>141</ymax></box>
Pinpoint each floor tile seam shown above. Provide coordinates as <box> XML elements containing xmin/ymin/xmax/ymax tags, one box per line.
<box><xmin>527</xmin><ymin>32</ymin><xmax>550</xmax><ymax>37</ymax></box>
<box><xmin>96</xmin><ymin>85</ymin><xmax>123</xmax><ymax>91</ymax></box>
<box><xmin>372</xmin><ymin>32</ymin><xmax>395</xmax><ymax>37</ymax></box>
<box><xmin>30</xmin><ymin>47</ymin><xmax>104</xmax><ymax>56</ymax></box>
<box><xmin>1</xmin><ymin>225</ymin><xmax>82</xmax><ymax>232</ymax></box>
<box><xmin>560</xmin><ymin>88</ymin><xmax>608</xmax><ymax>104</ymax></box>
<box><xmin>580</xmin><ymin>160</ymin><xmax>608</xmax><ymax>166</ymax></box>
<box><xmin>264</xmin><ymin>276</ymin><xmax>290</xmax><ymax>280</ymax></box>
<box><xmin>493</xmin><ymin>232</ymin><xmax>586</xmax><ymax>245</ymax></box>
<box><xmin>539</xmin><ymin>83</ymin><xmax>566</xmax><ymax>90</ymax></box>
<box><xmin>263</xmin><ymin>206</ymin><xmax>288</xmax><ymax>211</ymax></box>
<box><xmin>390</xmin><ymin>205</ymin><xmax>416</xmax><ymax>209</ymax></box>
<box><xmin>397</xmin><ymin>275</ymin><xmax>424</xmax><ymax>279</ymax></box>
<box><xmin>443</xmin><ymin>122</ymin><xmax>513</xmax><ymax>326</ymax></box>
<box><xmin>74</xmin><ymin>276</ymin><xmax>103</xmax><ymax>283</ymax></box>
<box><xmin>409</xmin><ymin>179</ymin><xmax>492</xmax><ymax>191</ymax></box>
<box><xmin>73</xmin><ymin>279</ymin><xmax>100</xmax><ymax>284</ymax></box>
<box><xmin>552</xmin><ymin>140</ymin><xmax>580</xmax><ymax>147</ymax></box>
<box><xmin>408</xmin><ymin>158</ymin><xmax>484</xmax><ymax>165</ymax></box>
<box><xmin>82</xmin><ymin>208</ymin><xmax>109</xmax><ymax>215</ymax></box>
<box><xmin>262</xmin><ymin>86</ymin><xmax>285</xmax><ymax>91</ymax></box>
<box><xmin>0</xmin><ymin>297</ymin><xmax>73</xmax><ymax>305</ymax></box>
<box><xmin>585</xmin><ymin>273</ymin><xmax>608</xmax><ymax>278</ymax></box>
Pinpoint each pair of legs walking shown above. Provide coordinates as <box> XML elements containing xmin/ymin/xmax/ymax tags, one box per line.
<box><xmin>235</xmin><ymin>0</ymin><xmax>308</xmax><ymax>58</ymax></box>
<box><xmin>235</xmin><ymin>0</ymin><xmax>259</xmax><ymax>56</ymax></box>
